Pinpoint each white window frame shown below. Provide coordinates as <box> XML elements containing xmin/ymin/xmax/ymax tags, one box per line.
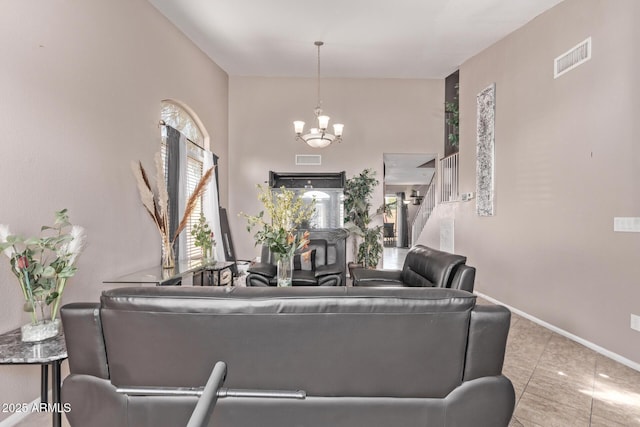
<box><xmin>160</xmin><ymin>100</ymin><xmax>210</xmax><ymax>261</ymax></box>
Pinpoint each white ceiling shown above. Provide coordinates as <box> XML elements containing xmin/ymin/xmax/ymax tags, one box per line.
<box><xmin>148</xmin><ymin>0</ymin><xmax>564</xmax><ymax>78</ymax></box>
<box><xmin>384</xmin><ymin>153</ymin><xmax>436</xmax><ymax>186</ymax></box>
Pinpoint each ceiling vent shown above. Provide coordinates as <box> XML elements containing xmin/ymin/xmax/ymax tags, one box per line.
<box><xmin>554</xmin><ymin>37</ymin><xmax>591</xmax><ymax>79</ymax></box>
<box><xmin>295</xmin><ymin>154</ymin><xmax>321</xmax><ymax>166</ymax></box>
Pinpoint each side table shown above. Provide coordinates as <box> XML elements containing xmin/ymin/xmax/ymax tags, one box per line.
<box><xmin>0</xmin><ymin>328</ymin><xmax>67</xmax><ymax>427</ymax></box>
<box><xmin>193</xmin><ymin>261</ymin><xmax>236</xmax><ymax>286</ymax></box>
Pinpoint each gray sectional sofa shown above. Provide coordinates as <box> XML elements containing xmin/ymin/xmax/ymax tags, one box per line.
<box><xmin>61</xmin><ymin>286</ymin><xmax>514</xmax><ymax>426</ymax></box>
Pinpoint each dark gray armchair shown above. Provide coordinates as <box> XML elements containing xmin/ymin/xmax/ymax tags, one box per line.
<box><xmin>246</xmin><ymin>228</ymin><xmax>348</xmax><ymax>286</ymax></box>
<box><xmin>352</xmin><ymin>244</ymin><xmax>476</xmax><ymax>292</ymax></box>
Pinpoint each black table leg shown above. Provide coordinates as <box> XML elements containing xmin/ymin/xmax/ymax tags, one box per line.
<box><xmin>52</xmin><ymin>361</ymin><xmax>61</xmax><ymax>427</ymax></box>
<box><xmin>41</xmin><ymin>365</ymin><xmax>48</xmax><ymax>404</ymax></box>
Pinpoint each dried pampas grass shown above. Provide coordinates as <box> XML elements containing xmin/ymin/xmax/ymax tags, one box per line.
<box><xmin>132</xmin><ymin>160</ymin><xmax>163</xmax><ymax>233</ymax></box>
<box><xmin>131</xmin><ymin>155</ymin><xmax>214</xmax><ymax>246</ymax></box>
<box><xmin>173</xmin><ymin>166</ymin><xmax>213</xmax><ymax>242</ymax></box>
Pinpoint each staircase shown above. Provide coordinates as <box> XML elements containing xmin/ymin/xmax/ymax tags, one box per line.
<box><xmin>411</xmin><ymin>153</ymin><xmax>459</xmax><ymax>244</ymax></box>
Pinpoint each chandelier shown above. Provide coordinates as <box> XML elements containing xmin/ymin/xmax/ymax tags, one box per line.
<box><xmin>294</xmin><ymin>41</ymin><xmax>344</xmax><ymax>148</ymax></box>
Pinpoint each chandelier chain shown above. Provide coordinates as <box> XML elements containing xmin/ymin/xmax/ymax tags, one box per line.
<box><xmin>316</xmin><ymin>42</ymin><xmax>322</xmax><ymax>112</ymax></box>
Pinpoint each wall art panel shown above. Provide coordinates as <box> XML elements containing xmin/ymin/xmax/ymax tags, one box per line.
<box><xmin>476</xmin><ymin>83</ymin><xmax>496</xmax><ymax>216</ymax></box>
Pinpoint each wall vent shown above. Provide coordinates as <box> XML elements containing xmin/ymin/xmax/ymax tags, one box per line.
<box><xmin>554</xmin><ymin>37</ymin><xmax>591</xmax><ymax>79</ymax></box>
<box><xmin>295</xmin><ymin>154</ymin><xmax>321</xmax><ymax>166</ymax></box>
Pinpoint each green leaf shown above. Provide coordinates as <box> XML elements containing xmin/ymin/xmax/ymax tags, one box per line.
<box><xmin>58</xmin><ymin>266</ymin><xmax>78</xmax><ymax>278</ymax></box>
<box><xmin>24</xmin><ymin>237</ymin><xmax>41</xmax><ymax>246</ymax></box>
<box><xmin>42</xmin><ymin>266</ymin><xmax>56</xmax><ymax>278</ymax></box>
<box><xmin>46</xmin><ymin>292</ymin><xmax>59</xmax><ymax>305</ymax></box>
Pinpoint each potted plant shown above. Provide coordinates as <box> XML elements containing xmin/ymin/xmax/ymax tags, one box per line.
<box><xmin>191</xmin><ymin>213</ymin><xmax>216</xmax><ymax>263</ymax></box>
<box><xmin>242</xmin><ymin>185</ymin><xmax>315</xmax><ymax>286</ymax></box>
<box><xmin>0</xmin><ymin>209</ymin><xmax>86</xmax><ymax>342</ymax></box>
<box><xmin>344</xmin><ymin>169</ymin><xmax>383</xmax><ymax>270</ymax></box>
<box><xmin>445</xmin><ymin>83</ymin><xmax>459</xmax><ymax>148</ymax></box>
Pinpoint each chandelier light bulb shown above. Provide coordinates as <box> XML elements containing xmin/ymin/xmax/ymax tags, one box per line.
<box><xmin>317</xmin><ymin>115</ymin><xmax>330</xmax><ymax>130</ymax></box>
<box><xmin>294</xmin><ymin>121</ymin><xmax>305</xmax><ymax>134</ymax></box>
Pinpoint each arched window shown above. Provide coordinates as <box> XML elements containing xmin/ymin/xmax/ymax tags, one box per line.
<box><xmin>160</xmin><ymin>100</ymin><xmax>213</xmax><ymax>261</ymax></box>
<box><xmin>160</xmin><ymin>99</ymin><xmax>210</xmax><ymax>149</ymax></box>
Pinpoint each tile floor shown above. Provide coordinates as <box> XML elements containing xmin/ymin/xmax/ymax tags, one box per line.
<box><xmin>382</xmin><ymin>246</ymin><xmax>410</xmax><ymax>270</ymax></box>
<box><xmin>13</xmin><ymin>248</ymin><xmax>640</xmax><ymax>426</ymax></box>
<box><xmin>499</xmin><ymin>302</ymin><xmax>640</xmax><ymax>426</ymax></box>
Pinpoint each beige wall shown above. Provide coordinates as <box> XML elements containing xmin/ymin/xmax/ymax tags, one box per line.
<box><xmin>228</xmin><ymin>77</ymin><xmax>444</xmax><ymax>260</ymax></box>
<box><xmin>0</xmin><ymin>0</ymin><xmax>228</xmax><ymax>418</ymax></box>
<box><xmin>420</xmin><ymin>0</ymin><xmax>640</xmax><ymax>365</ymax></box>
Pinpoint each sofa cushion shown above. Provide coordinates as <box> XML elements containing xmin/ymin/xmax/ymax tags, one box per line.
<box><xmin>401</xmin><ymin>246</ymin><xmax>466</xmax><ymax>288</ymax></box>
<box><xmin>314</xmin><ymin>263</ymin><xmax>343</xmax><ymax>278</ymax></box>
<box><xmin>246</xmin><ymin>262</ymin><xmax>277</xmax><ymax>278</ymax></box>
<box><xmin>292</xmin><ymin>270</ymin><xmax>318</xmax><ymax>285</ymax></box>
<box><xmin>402</xmin><ymin>267</ymin><xmax>435</xmax><ymax>287</ymax></box>
<box><xmin>351</xmin><ymin>268</ymin><xmax>403</xmax><ymax>285</ymax></box>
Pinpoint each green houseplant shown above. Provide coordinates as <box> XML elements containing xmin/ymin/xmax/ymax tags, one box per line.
<box><xmin>344</xmin><ymin>169</ymin><xmax>383</xmax><ymax>269</ymax></box>
<box><xmin>445</xmin><ymin>83</ymin><xmax>459</xmax><ymax>147</ymax></box>
<box><xmin>191</xmin><ymin>213</ymin><xmax>216</xmax><ymax>263</ymax></box>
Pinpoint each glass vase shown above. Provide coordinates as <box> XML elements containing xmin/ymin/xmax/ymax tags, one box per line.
<box><xmin>276</xmin><ymin>254</ymin><xmax>294</xmax><ymax>287</ymax></box>
<box><xmin>161</xmin><ymin>235</ymin><xmax>175</xmax><ymax>269</ymax></box>
<box><xmin>21</xmin><ymin>297</ymin><xmax>60</xmax><ymax>342</ymax></box>
<box><xmin>203</xmin><ymin>246</ymin><xmax>217</xmax><ymax>265</ymax></box>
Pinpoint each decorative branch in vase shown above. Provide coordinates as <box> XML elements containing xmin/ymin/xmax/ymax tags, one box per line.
<box><xmin>131</xmin><ymin>152</ymin><xmax>214</xmax><ymax>269</ymax></box>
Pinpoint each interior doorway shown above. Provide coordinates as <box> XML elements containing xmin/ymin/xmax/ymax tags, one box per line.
<box><xmin>382</xmin><ymin>153</ymin><xmax>436</xmax><ymax>266</ymax></box>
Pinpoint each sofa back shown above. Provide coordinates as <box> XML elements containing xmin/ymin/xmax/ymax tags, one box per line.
<box><xmin>401</xmin><ymin>245</ymin><xmax>466</xmax><ymax>288</ymax></box>
<box><xmin>93</xmin><ymin>286</ymin><xmax>490</xmax><ymax>399</ymax></box>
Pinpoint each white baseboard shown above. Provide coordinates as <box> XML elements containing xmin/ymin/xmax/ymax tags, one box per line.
<box><xmin>475</xmin><ymin>291</ymin><xmax>640</xmax><ymax>373</ymax></box>
<box><xmin>0</xmin><ymin>396</ymin><xmax>41</xmax><ymax>427</ymax></box>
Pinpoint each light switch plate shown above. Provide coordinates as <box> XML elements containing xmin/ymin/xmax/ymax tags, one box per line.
<box><xmin>614</xmin><ymin>217</ymin><xmax>640</xmax><ymax>232</ymax></box>
<box><xmin>461</xmin><ymin>192</ymin><xmax>475</xmax><ymax>202</ymax></box>
<box><xmin>631</xmin><ymin>314</ymin><xmax>640</xmax><ymax>332</ymax></box>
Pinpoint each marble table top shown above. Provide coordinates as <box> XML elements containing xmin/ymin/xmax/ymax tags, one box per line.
<box><xmin>0</xmin><ymin>328</ymin><xmax>67</xmax><ymax>364</ymax></box>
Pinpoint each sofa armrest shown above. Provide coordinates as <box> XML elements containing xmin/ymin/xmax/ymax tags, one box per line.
<box><xmin>60</xmin><ymin>303</ymin><xmax>109</xmax><ymax>379</ymax></box>
<box><xmin>351</xmin><ymin>268</ymin><xmax>403</xmax><ymax>286</ymax></box>
<box><xmin>247</xmin><ymin>262</ymin><xmax>276</xmax><ymax>278</ymax></box>
<box><xmin>450</xmin><ymin>265</ymin><xmax>476</xmax><ymax>292</ymax></box>
<box><xmin>464</xmin><ymin>305</ymin><xmax>511</xmax><ymax>381</ymax></box>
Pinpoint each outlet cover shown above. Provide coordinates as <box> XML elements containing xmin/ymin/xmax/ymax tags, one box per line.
<box><xmin>614</xmin><ymin>217</ymin><xmax>640</xmax><ymax>232</ymax></box>
<box><xmin>631</xmin><ymin>314</ymin><xmax>640</xmax><ymax>332</ymax></box>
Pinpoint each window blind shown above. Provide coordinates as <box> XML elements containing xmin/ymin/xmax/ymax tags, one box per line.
<box><xmin>161</xmin><ymin>132</ymin><xmax>206</xmax><ymax>261</ymax></box>
<box><xmin>185</xmin><ymin>141</ymin><xmax>204</xmax><ymax>260</ymax></box>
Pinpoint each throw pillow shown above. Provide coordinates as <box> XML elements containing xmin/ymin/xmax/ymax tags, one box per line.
<box><xmin>294</xmin><ymin>249</ymin><xmax>316</xmax><ymax>271</ymax></box>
